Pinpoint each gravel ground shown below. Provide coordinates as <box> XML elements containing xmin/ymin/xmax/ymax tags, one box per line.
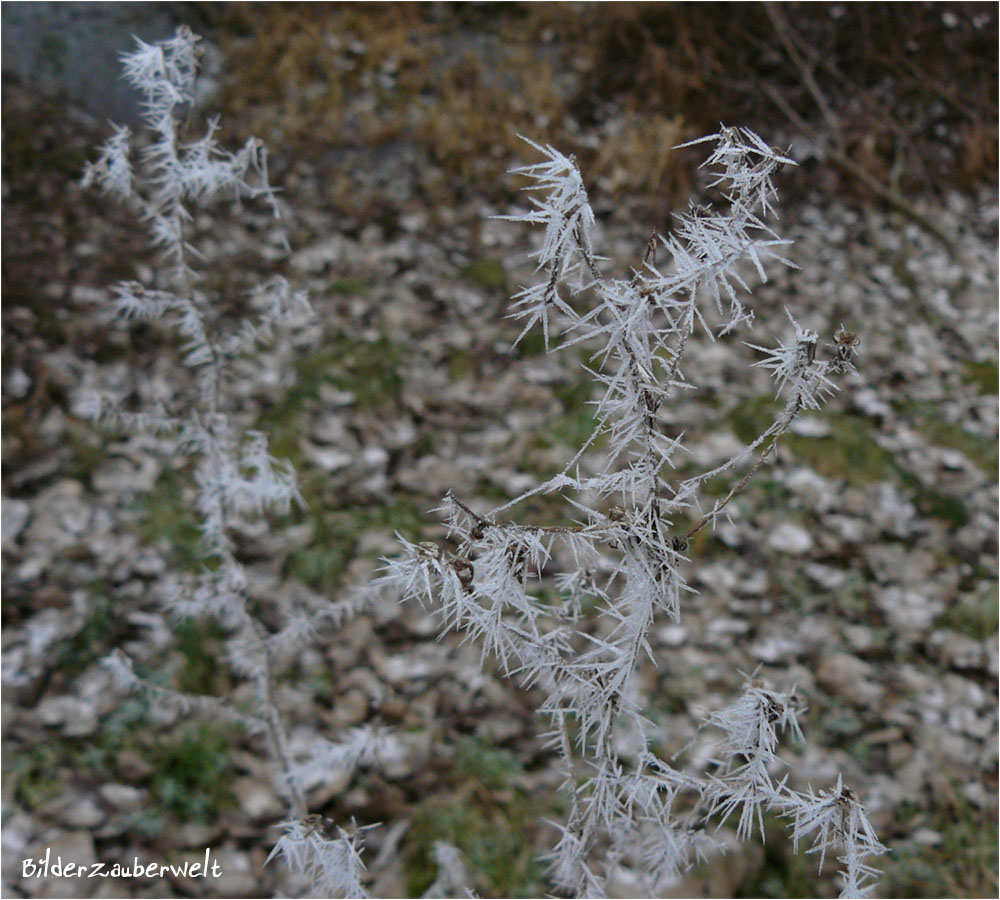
<box><xmin>2</xmin><ymin>8</ymin><xmax>997</xmax><ymax>899</ymax></box>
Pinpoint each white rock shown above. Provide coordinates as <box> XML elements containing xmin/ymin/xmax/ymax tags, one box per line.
<box><xmin>928</xmin><ymin>630</ymin><xmax>985</xmax><ymax>672</ymax></box>
<box><xmin>2</xmin><ymin>497</ymin><xmax>31</xmax><ymax>546</ymax></box>
<box><xmin>784</xmin><ymin>467</ymin><xmax>836</xmax><ymax>511</ymax></box>
<box><xmin>872</xmin><ymin>482</ymin><xmax>918</xmax><ymax>538</ymax></box>
<box><xmin>232</xmin><ymin>776</ymin><xmax>284</xmax><ymax>823</ymax></box>
<box><xmin>817</xmin><ymin>653</ymin><xmax>883</xmax><ymax>707</ymax></box>
<box><xmin>301</xmin><ymin>442</ymin><xmax>354</xmax><ymax>472</ymax></box>
<box><xmin>22</xmin><ymin>830</ymin><xmax>96</xmax><ymax>898</ymax></box>
<box><xmin>362</xmin><ymin>445</ymin><xmax>389</xmax><ymax>469</ymax></box>
<box><xmin>6</xmin><ymin>367</ymin><xmax>32</xmax><ymax>399</ymax></box>
<box><xmin>803</xmin><ymin>562</ymin><xmax>847</xmax><ymax>590</ymax></box>
<box><xmin>874</xmin><ymin>586</ymin><xmax>944</xmax><ymax>633</ymax></box>
<box><xmin>938</xmin><ymin>449</ymin><xmax>967</xmax><ymax>471</ymax></box>
<box><xmin>91</xmin><ymin>453</ymin><xmax>160</xmax><ymax>494</ymax></box>
<box><xmin>749</xmin><ymin>633</ymin><xmax>806</xmax><ymax>663</ymax></box>
<box><xmin>687</xmin><ymin>430</ymin><xmax>744</xmax><ymax>466</ymax></box>
<box><xmin>789</xmin><ymin>415</ymin><xmax>831</xmax><ymax>437</ymax></box>
<box><xmin>317</xmin><ymin>384</ymin><xmax>357</xmax><ymax>408</ymax></box>
<box><xmin>657</xmin><ymin>624</ymin><xmax>688</xmax><ymax>647</ymax></box>
<box><xmin>36</xmin><ymin>694</ymin><xmax>100</xmax><ymax>737</ymax></box>
<box><xmin>200</xmin><ymin>846</ymin><xmax>257</xmax><ymax>898</ymax></box>
<box><xmin>38</xmin><ymin>792</ymin><xmax>106</xmax><ymax>829</ymax></box>
<box><xmin>853</xmin><ymin>388</ymin><xmax>891</xmax><ymax>418</ymax></box>
<box><xmin>1</xmin><ymin>812</ymin><xmax>35</xmax><ymax>875</ymax></box>
<box><xmin>98</xmin><ymin>783</ymin><xmax>145</xmax><ymax>812</ymax></box>
<box><xmin>766</xmin><ymin>522</ymin><xmax>813</xmax><ymax>554</ymax></box>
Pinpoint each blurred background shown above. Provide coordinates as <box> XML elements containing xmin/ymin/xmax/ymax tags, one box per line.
<box><xmin>2</xmin><ymin>3</ymin><xmax>997</xmax><ymax>897</ymax></box>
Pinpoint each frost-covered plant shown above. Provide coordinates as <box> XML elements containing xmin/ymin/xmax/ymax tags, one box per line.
<box><xmin>379</xmin><ymin>128</ymin><xmax>886</xmax><ymax>897</ymax></box>
<box><xmin>83</xmin><ymin>27</ymin><xmax>372</xmax><ymax>897</ymax></box>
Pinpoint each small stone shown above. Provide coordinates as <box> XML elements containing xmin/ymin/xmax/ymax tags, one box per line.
<box><xmin>928</xmin><ymin>630</ymin><xmax>985</xmax><ymax>672</ymax></box>
<box><xmin>6</xmin><ymin>367</ymin><xmax>32</xmax><ymax>399</ymax></box>
<box><xmin>377</xmin><ymin>731</ymin><xmax>432</xmax><ymax>780</ymax></box>
<box><xmin>1</xmin><ymin>812</ymin><xmax>35</xmax><ymax>876</ymax></box>
<box><xmin>865</xmin><ymin>726</ymin><xmax>903</xmax><ymax>744</ymax></box>
<box><xmin>23</xmin><ymin>830</ymin><xmax>96</xmax><ymax>899</ymax></box>
<box><xmin>817</xmin><ymin>653</ymin><xmax>883</xmax><ymax>707</ymax></box>
<box><xmin>317</xmin><ymin>384</ymin><xmax>356</xmax><ymax>407</ymax></box>
<box><xmin>803</xmin><ymin>562</ymin><xmax>847</xmax><ymax>590</ymax></box>
<box><xmin>657</xmin><ymin>624</ymin><xmax>688</xmax><ymax>647</ymax></box>
<box><xmin>378</xmin><ymin>697</ymin><xmax>407</xmax><ymax>724</ymax></box>
<box><xmin>889</xmin><ymin>741</ymin><xmax>915</xmax><ymax>768</ymax></box>
<box><xmin>336</xmin><ymin>688</ymin><xmax>370</xmax><ymax>726</ymax></box>
<box><xmin>872</xmin><ymin>483</ymin><xmax>918</xmax><ymax>538</ymax></box>
<box><xmin>131</xmin><ymin>550</ymin><xmax>166</xmax><ymax>577</ymax></box>
<box><xmin>688</xmin><ymin>430</ymin><xmax>745</xmax><ymax>466</ymax></box>
<box><xmin>372</xmin><ymin>649</ymin><xmax>435</xmax><ymax>686</ymax></box>
<box><xmin>766</xmin><ymin>522</ymin><xmax>813</xmax><ymax>554</ymax></box>
<box><xmin>853</xmin><ymin>388</ymin><xmax>892</xmax><ymax>417</ymax></box>
<box><xmin>36</xmin><ymin>694</ymin><xmax>99</xmax><ymax>737</ymax></box>
<box><xmin>2</xmin><ymin>497</ymin><xmax>31</xmax><ymax>546</ymax></box>
<box><xmin>38</xmin><ymin>791</ymin><xmax>106</xmax><ymax>829</ymax></box>
<box><xmin>843</xmin><ymin>625</ymin><xmax>880</xmax><ymax>654</ymax></box>
<box><xmin>232</xmin><ymin>776</ymin><xmax>284</xmax><ymax>824</ymax></box>
<box><xmin>361</xmin><ymin>445</ymin><xmax>389</xmax><ymax>469</ymax></box>
<box><xmin>961</xmin><ymin>781</ymin><xmax>989</xmax><ymax>808</ymax></box>
<box><xmin>789</xmin><ymin>416</ymin><xmax>830</xmax><ymax>437</ymax></box>
<box><xmin>115</xmin><ymin>749</ymin><xmax>155</xmax><ymax>783</ymax></box>
<box><xmin>938</xmin><ymin>449</ymin><xmax>967</xmax><ymax>471</ymax></box>
<box><xmin>749</xmin><ymin>633</ymin><xmax>806</xmax><ymax>663</ymax></box>
<box><xmin>194</xmin><ymin>845</ymin><xmax>256</xmax><ymax>898</ymax></box>
<box><xmin>91</xmin><ymin>455</ymin><xmax>160</xmax><ymax>494</ymax></box>
<box><xmin>160</xmin><ymin>821</ymin><xmax>225</xmax><ymax>850</ymax></box>
<box><xmin>301</xmin><ymin>442</ymin><xmax>354</xmax><ymax>472</ymax></box>
<box><xmin>911</xmin><ymin>827</ymin><xmax>943</xmax><ymax>846</ymax></box>
<box><xmin>98</xmin><ymin>783</ymin><xmax>145</xmax><ymax>812</ymax></box>
<box><xmin>874</xmin><ymin>586</ymin><xmax>944</xmax><ymax>633</ymax></box>
<box><xmin>706</xmin><ymin>617</ymin><xmax>750</xmax><ymax>641</ymax></box>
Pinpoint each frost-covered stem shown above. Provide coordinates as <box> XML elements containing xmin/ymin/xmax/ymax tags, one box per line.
<box><xmin>85</xmin><ymin>27</ymin><xmax>374</xmax><ymax>897</ymax></box>
<box><xmin>205</xmin><ymin>453</ymin><xmax>306</xmax><ymax>819</ymax></box>
<box><xmin>379</xmin><ymin>127</ymin><xmax>878</xmax><ymax>895</ymax></box>
<box><xmin>255</xmin><ymin>617</ymin><xmax>308</xmax><ymax>819</ymax></box>
<box><xmin>685</xmin><ymin>436</ymin><xmax>778</xmax><ymax>542</ymax></box>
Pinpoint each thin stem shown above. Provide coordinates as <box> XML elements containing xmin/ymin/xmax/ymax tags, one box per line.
<box><xmin>684</xmin><ymin>435</ymin><xmax>779</xmax><ymax>542</ymax></box>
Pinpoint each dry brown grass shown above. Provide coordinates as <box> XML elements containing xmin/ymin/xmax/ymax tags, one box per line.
<box><xmin>208</xmin><ymin>2</ymin><xmax>996</xmax><ymax>220</ymax></box>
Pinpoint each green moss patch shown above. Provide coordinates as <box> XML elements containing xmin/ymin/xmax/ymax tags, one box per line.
<box><xmin>134</xmin><ymin>470</ymin><xmax>207</xmax><ymax>572</ymax></box>
<box><xmin>962</xmin><ymin>358</ymin><xmax>999</xmax><ymax>396</ymax></box>
<box><xmin>149</xmin><ymin>725</ymin><xmax>239</xmax><ymax>824</ymax></box>
<box><xmin>463</xmin><ymin>259</ymin><xmax>507</xmax><ymax>293</ymax></box>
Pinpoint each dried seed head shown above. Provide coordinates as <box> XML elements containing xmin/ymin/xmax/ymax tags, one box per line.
<box><xmin>833</xmin><ymin>328</ymin><xmax>860</xmax><ymax>352</ymax></box>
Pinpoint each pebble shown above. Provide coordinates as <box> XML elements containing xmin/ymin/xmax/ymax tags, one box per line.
<box><xmin>2</xmin><ymin>497</ymin><xmax>31</xmax><ymax>546</ymax></box>
<box><xmin>232</xmin><ymin>777</ymin><xmax>284</xmax><ymax>824</ymax></box>
<box><xmin>766</xmin><ymin>522</ymin><xmax>813</xmax><ymax>554</ymax></box>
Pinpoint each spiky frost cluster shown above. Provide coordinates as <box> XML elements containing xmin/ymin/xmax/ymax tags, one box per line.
<box><xmin>82</xmin><ymin>26</ymin><xmax>279</xmax><ymax>277</ymax></box>
<box><xmin>268</xmin><ymin>819</ymin><xmax>372</xmax><ymax>899</ymax></box>
<box><xmin>379</xmin><ymin>127</ymin><xmax>884</xmax><ymax>897</ymax></box>
<box><xmin>84</xmin><ymin>28</ymin><xmax>379</xmax><ymax>897</ymax></box>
